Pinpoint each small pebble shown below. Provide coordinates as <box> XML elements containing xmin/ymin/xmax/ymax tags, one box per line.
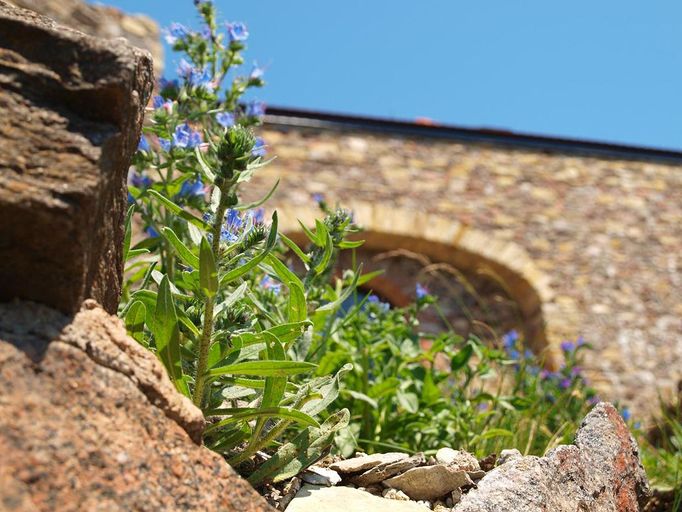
<box><xmin>382</xmin><ymin>488</ymin><xmax>410</xmax><ymax>501</ymax></box>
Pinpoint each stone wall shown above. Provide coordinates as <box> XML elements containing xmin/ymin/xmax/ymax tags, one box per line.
<box><xmin>247</xmin><ymin>122</ymin><xmax>682</xmax><ymax>417</ymax></box>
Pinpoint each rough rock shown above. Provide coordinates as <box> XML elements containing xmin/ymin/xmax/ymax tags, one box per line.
<box><xmin>8</xmin><ymin>0</ymin><xmax>163</xmax><ymax>74</ymax></box>
<box><xmin>454</xmin><ymin>402</ymin><xmax>650</xmax><ymax>512</ymax></box>
<box><xmin>0</xmin><ymin>1</ymin><xmax>153</xmax><ymax>315</ymax></box>
<box><xmin>300</xmin><ymin>466</ymin><xmax>342</xmax><ymax>486</ymax></box>
<box><xmin>384</xmin><ymin>465</ymin><xmax>472</xmax><ymax>501</ymax></box>
<box><xmin>350</xmin><ymin>453</ymin><xmax>426</xmax><ymax>486</ymax></box>
<box><xmin>286</xmin><ymin>485</ymin><xmax>430</xmax><ymax>512</ymax></box>
<box><xmin>0</xmin><ymin>299</ymin><xmax>273</xmax><ymax>512</ymax></box>
<box><xmin>497</xmin><ymin>448</ymin><xmax>522</xmax><ymax>466</ymax></box>
<box><xmin>435</xmin><ymin>448</ymin><xmax>480</xmax><ymax>472</ymax></box>
<box><xmin>330</xmin><ymin>452</ymin><xmax>409</xmax><ymax>474</ymax></box>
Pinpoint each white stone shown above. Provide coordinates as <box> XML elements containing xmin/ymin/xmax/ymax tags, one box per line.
<box><xmin>300</xmin><ymin>466</ymin><xmax>341</xmax><ymax>486</ymax></box>
<box><xmin>330</xmin><ymin>452</ymin><xmax>409</xmax><ymax>474</ymax></box>
<box><xmin>286</xmin><ymin>484</ymin><xmax>431</xmax><ymax>512</ymax></box>
<box><xmin>435</xmin><ymin>448</ymin><xmax>480</xmax><ymax>471</ymax></box>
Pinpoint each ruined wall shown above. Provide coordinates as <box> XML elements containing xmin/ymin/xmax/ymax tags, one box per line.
<box><xmin>248</xmin><ymin>124</ymin><xmax>682</xmax><ymax>416</ymax></box>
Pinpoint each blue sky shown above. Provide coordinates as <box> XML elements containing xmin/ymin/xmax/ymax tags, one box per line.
<box><xmin>97</xmin><ymin>0</ymin><xmax>682</xmax><ymax>149</ymax></box>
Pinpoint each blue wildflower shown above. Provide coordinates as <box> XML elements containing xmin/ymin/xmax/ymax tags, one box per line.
<box><xmin>502</xmin><ymin>330</ymin><xmax>519</xmax><ymax>350</ymax></box>
<box><xmin>260</xmin><ymin>275</ymin><xmax>281</xmax><ymax>295</ymax></box>
<box><xmin>576</xmin><ymin>336</ymin><xmax>586</xmax><ymax>347</ymax></box>
<box><xmin>158</xmin><ymin>138</ymin><xmax>171</xmax><ymax>152</ymax></box>
<box><xmin>226</xmin><ymin>21</ymin><xmax>249</xmax><ymax>42</ymax></box>
<box><xmin>249</xmin><ymin>208</ymin><xmax>265</xmax><ymax>224</ymax></box>
<box><xmin>249</xmin><ymin>63</ymin><xmax>265</xmax><ymax>81</ymax></box>
<box><xmin>137</xmin><ymin>135</ymin><xmax>150</xmax><ymax>153</ymax></box>
<box><xmin>509</xmin><ymin>349</ymin><xmax>520</xmax><ymax>360</ymax></box>
<box><xmin>178</xmin><ymin>179</ymin><xmax>204</xmax><ymax>199</ymax></box>
<box><xmin>415</xmin><ymin>283</ymin><xmax>429</xmax><ymax>299</ymax></box>
<box><xmin>152</xmin><ymin>95</ymin><xmax>173</xmax><ymax>112</ymax></box>
<box><xmin>177</xmin><ymin>58</ymin><xmax>193</xmax><ymax>78</ymax></box>
<box><xmin>127</xmin><ymin>192</ymin><xmax>135</xmax><ymax>205</ymax></box>
<box><xmin>252</xmin><ymin>137</ymin><xmax>266</xmax><ymax>157</ymax></box>
<box><xmin>164</xmin><ymin>22</ymin><xmax>190</xmax><ymax>45</ymax></box>
<box><xmin>560</xmin><ymin>341</ymin><xmax>574</xmax><ymax>353</ymax></box>
<box><xmin>216</xmin><ymin>112</ymin><xmax>235</xmax><ymax>128</ymax></box>
<box><xmin>245</xmin><ymin>100</ymin><xmax>266</xmax><ymax>118</ymax></box>
<box><xmin>621</xmin><ymin>408</ymin><xmax>631</xmax><ymax>421</ymax></box>
<box><xmin>159</xmin><ymin>77</ymin><xmax>179</xmax><ymax>92</ymax></box>
<box><xmin>524</xmin><ymin>349</ymin><xmax>534</xmax><ymax>359</ymax></box>
<box><xmin>172</xmin><ymin>123</ymin><xmax>202</xmax><ymax>149</ymax></box>
<box><xmin>188</xmin><ymin>67</ymin><xmax>215</xmax><ymax>91</ymax></box>
<box><xmin>220</xmin><ymin>209</ymin><xmax>243</xmax><ymax>242</ymax></box>
<box><xmin>312</xmin><ymin>193</ymin><xmax>325</xmax><ymax>203</ymax></box>
<box><xmin>130</xmin><ymin>171</ymin><xmax>152</xmax><ymax>189</ymax></box>
<box><xmin>200</xmin><ymin>24</ymin><xmax>211</xmax><ymax>40</ymax></box>
<box><xmin>145</xmin><ymin>226</ymin><xmax>159</xmax><ymax>238</ymax></box>
<box><xmin>367</xmin><ymin>295</ymin><xmax>380</xmax><ymax>303</ymax></box>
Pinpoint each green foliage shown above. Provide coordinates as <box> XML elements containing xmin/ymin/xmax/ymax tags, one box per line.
<box><xmin>314</xmin><ymin>291</ymin><xmax>600</xmax><ymax>458</ymax></box>
<box><xmin>119</xmin><ymin>2</ymin><xmax>360</xmax><ymax>482</ymax></box>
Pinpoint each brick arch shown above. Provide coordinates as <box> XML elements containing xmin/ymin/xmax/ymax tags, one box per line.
<box><xmin>274</xmin><ymin>201</ymin><xmax>560</xmax><ymax>369</ymax></box>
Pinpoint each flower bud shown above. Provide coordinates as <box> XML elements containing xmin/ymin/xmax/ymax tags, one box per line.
<box><xmin>218</xmin><ymin>125</ymin><xmax>256</xmax><ymax>175</ymax></box>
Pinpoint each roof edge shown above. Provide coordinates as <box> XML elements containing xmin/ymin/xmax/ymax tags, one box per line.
<box><xmin>264</xmin><ymin>106</ymin><xmax>682</xmax><ymax>164</ymax></box>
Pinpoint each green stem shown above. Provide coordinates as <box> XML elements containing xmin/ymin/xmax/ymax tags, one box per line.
<box><xmin>192</xmin><ymin>193</ymin><xmax>230</xmax><ymax>407</ymax></box>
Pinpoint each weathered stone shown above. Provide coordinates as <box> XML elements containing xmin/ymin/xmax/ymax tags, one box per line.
<box><xmin>0</xmin><ymin>300</ymin><xmax>273</xmax><ymax>512</ymax></box>
<box><xmin>300</xmin><ymin>466</ymin><xmax>342</xmax><ymax>486</ymax></box>
<box><xmin>8</xmin><ymin>0</ymin><xmax>163</xmax><ymax>74</ymax></box>
<box><xmin>0</xmin><ymin>1</ymin><xmax>153</xmax><ymax>315</ymax></box>
<box><xmin>330</xmin><ymin>452</ymin><xmax>409</xmax><ymax>474</ymax></box>
<box><xmin>454</xmin><ymin>403</ymin><xmax>649</xmax><ymax>512</ymax></box>
<box><xmin>286</xmin><ymin>485</ymin><xmax>430</xmax><ymax>512</ymax></box>
<box><xmin>383</xmin><ymin>488</ymin><xmax>411</xmax><ymax>501</ymax></box>
<box><xmin>350</xmin><ymin>453</ymin><xmax>426</xmax><ymax>486</ymax></box>
<box><xmin>384</xmin><ymin>465</ymin><xmax>472</xmax><ymax>501</ymax></box>
<box><xmin>497</xmin><ymin>448</ymin><xmax>522</xmax><ymax>466</ymax></box>
<box><xmin>435</xmin><ymin>448</ymin><xmax>480</xmax><ymax>472</ymax></box>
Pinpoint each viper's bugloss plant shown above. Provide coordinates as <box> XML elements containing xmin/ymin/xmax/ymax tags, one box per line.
<box><xmin>119</xmin><ymin>1</ymin><xmax>362</xmax><ymax>484</ymax></box>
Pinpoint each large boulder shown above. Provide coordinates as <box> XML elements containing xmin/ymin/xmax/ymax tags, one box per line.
<box><xmin>0</xmin><ymin>1</ymin><xmax>152</xmax><ymax>315</ymax></box>
<box><xmin>454</xmin><ymin>402</ymin><xmax>650</xmax><ymax>512</ymax></box>
<box><xmin>0</xmin><ymin>299</ymin><xmax>273</xmax><ymax>512</ymax></box>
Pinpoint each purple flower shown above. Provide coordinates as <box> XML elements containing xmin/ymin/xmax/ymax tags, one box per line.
<box><xmin>539</xmin><ymin>369</ymin><xmax>552</xmax><ymax>380</ymax></box>
<box><xmin>226</xmin><ymin>21</ymin><xmax>249</xmax><ymax>42</ymax></box>
<box><xmin>252</xmin><ymin>137</ymin><xmax>266</xmax><ymax>157</ymax></box>
<box><xmin>158</xmin><ymin>138</ymin><xmax>171</xmax><ymax>152</ymax></box>
<box><xmin>216</xmin><ymin>112</ymin><xmax>235</xmax><ymax>128</ymax></box>
<box><xmin>576</xmin><ymin>336</ymin><xmax>586</xmax><ymax>347</ymax></box>
<box><xmin>523</xmin><ymin>349</ymin><xmax>534</xmax><ymax>359</ymax></box>
<box><xmin>130</xmin><ymin>171</ymin><xmax>152</xmax><ymax>189</ymax></box>
<box><xmin>152</xmin><ymin>95</ymin><xmax>173</xmax><ymax>112</ymax></box>
<box><xmin>570</xmin><ymin>366</ymin><xmax>582</xmax><ymax>378</ymax></box>
<box><xmin>587</xmin><ymin>396</ymin><xmax>600</xmax><ymax>406</ymax></box>
<box><xmin>415</xmin><ymin>283</ymin><xmax>429</xmax><ymax>299</ymax></box>
<box><xmin>245</xmin><ymin>100</ymin><xmax>266</xmax><ymax>118</ymax></box>
<box><xmin>560</xmin><ymin>341</ymin><xmax>574</xmax><ymax>353</ymax></box>
<box><xmin>178</xmin><ymin>179</ymin><xmax>204</xmax><ymax>199</ymax></box>
<box><xmin>312</xmin><ymin>193</ymin><xmax>325</xmax><ymax>203</ymax></box>
<box><xmin>559</xmin><ymin>378</ymin><xmax>572</xmax><ymax>389</ymax></box>
<box><xmin>260</xmin><ymin>275</ymin><xmax>281</xmax><ymax>295</ymax></box>
<box><xmin>137</xmin><ymin>135</ymin><xmax>150</xmax><ymax>153</ymax></box>
<box><xmin>188</xmin><ymin>67</ymin><xmax>215</xmax><ymax>91</ymax></box>
<box><xmin>502</xmin><ymin>330</ymin><xmax>519</xmax><ymax>350</ymax></box>
<box><xmin>172</xmin><ymin>123</ymin><xmax>202</xmax><ymax>149</ymax></box>
<box><xmin>164</xmin><ymin>22</ymin><xmax>190</xmax><ymax>45</ymax></box>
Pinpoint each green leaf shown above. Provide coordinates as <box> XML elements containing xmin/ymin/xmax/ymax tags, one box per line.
<box><xmin>267</xmin><ymin>321</ymin><xmax>312</xmax><ymax>345</ymax></box>
<box><xmin>357</xmin><ymin>269</ymin><xmax>384</xmax><ymax>287</ymax></box>
<box><xmin>199</xmin><ymin>237</ymin><xmax>219</xmax><ymax>298</ymax></box>
<box><xmin>161</xmin><ymin>227</ymin><xmax>199</xmax><ymax>268</ymax></box>
<box><xmin>287</xmin><ymin>280</ymin><xmax>307</xmax><ymax>323</ymax></box>
<box><xmin>302</xmin><ymin>363</ymin><xmax>352</xmax><ymax>416</ymax></box>
<box><xmin>204</xmin><ymin>407</ymin><xmax>320</xmax><ymax>434</ymax></box>
<box><xmin>187</xmin><ymin>223</ymin><xmax>203</xmax><ymax>246</ymax></box>
<box><xmin>126</xmin><ymin>248</ymin><xmax>150</xmax><ymax>259</ymax></box>
<box><xmin>368</xmin><ymin>377</ymin><xmax>400</xmax><ymax>399</ymax></box>
<box><xmin>152</xmin><ymin>276</ymin><xmax>185</xmax><ymax>394</ymax></box>
<box><xmin>337</xmin><ymin>239</ymin><xmax>365</xmax><ymax>249</ymax></box>
<box><xmin>265</xmin><ymin>254</ymin><xmax>304</xmax><ymax>289</ymax></box>
<box><xmin>279</xmin><ymin>233</ymin><xmax>310</xmax><ymax>264</ymax></box>
<box><xmin>208</xmin><ymin>360</ymin><xmax>317</xmax><ymax>377</ymax></box>
<box><xmin>214</xmin><ymin>282</ymin><xmax>248</xmax><ymax>318</ymax></box>
<box><xmin>124</xmin><ymin>300</ymin><xmax>146</xmax><ymax>344</ymax></box>
<box><xmin>314</xmin><ymin>230</ymin><xmax>334</xmax><ymax>275</ymax></box>
<box><xmin>195</xmin><ymin>146</ymin><xmax>215</xmax><ymax>181</ymax></box>
<box><xmin>450</xmin><ymin>344</ymin><xmax>474</xmax><ymax>371</ymax></box>
<box><xmin>123</xmin><ymin>204</ymin><xmax>135</xmax><ymax>261</ymax></box>
<box><xmin>220</xmin><ymin>211</ymin><xmax>278</xmax><ymax>285</ymax></box>
<box><xmin>148</xmin><ymin>189</ymin><xmax>209</xmax><ymax>230</ymax></box>
<box><xmin>298</xmin><ymin>219</ymin><xmax>321</xmax><ymax>247</ymax></box>
<box><xmin>234</xmin><ymin>178</ymin><xmax>280</xmax><ymax>210</ymax></box>
<box><xmin>396</xmin><ymin>390</ymin><xmax>419</xmax><ymax>413</ymax></box>
<box><xmin>343</xmin><ymin>389</ymin><xmax>377</xmax><ymax>409</ymax></box>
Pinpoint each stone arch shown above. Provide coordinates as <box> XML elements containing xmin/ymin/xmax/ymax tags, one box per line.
<box><xmin>274</xmin><ymin>201</ymin><xmax>560</xmax><ymax>369</ymax></box>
